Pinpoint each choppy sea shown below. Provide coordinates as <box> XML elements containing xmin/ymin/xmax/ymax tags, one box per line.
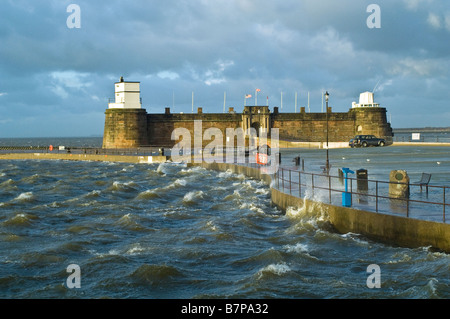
<box><xmin>0</xmin><ymin>137</ymin><xmax>449</xmax><ymax>299</ymax></box>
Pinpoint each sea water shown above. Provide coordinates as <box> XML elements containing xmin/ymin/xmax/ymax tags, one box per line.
<box><xmin>0</xmin><ymin>138</ymin><xmax>449</xmax><ymax>298</ymax></box>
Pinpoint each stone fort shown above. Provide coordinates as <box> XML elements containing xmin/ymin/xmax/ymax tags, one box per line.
<box><xmin>102</xmin><ymin>78</ymin><xmax>393</xmax><ymax>148</ymax></box>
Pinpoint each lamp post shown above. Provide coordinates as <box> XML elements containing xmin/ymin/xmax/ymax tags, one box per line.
<box><xmin>325</xmin><ymin>91</ymin><xmax>330</xmax><ymax>175</ymax></box>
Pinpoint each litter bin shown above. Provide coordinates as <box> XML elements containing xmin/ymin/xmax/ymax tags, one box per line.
<box><xmin>356</xmin><ymin>169</ymin><xmax>368</xmax><ymax>192</ymax></box>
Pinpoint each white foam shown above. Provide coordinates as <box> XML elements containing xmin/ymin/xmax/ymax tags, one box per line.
<box><xmin>164</xmin><ymin>178</ymin><xmax>187</xmax><ymax>190</ymax></box>
<box><xmin>258</xmin><ymin>263</ymin><xmax>291</xmax><ymax>279</ymax></box>
<box><xmin>126</xmin><ymin>243</ymin><xmax>145</xmax><ymax>255</ymax></box>
<box><xmin>14</xmin><ymin>192</ymin><xmax>34</xmax><ymax>201</ymax></box>
<box><xmin>255</xmin><ymin>188</ymin><xmax>269</xmax><ymax>195</ymax></box>
<box><xmin>205</xmin><ymin>220</ymin><xmax>218</xmax><ymax>232</ymax></box>
<box><xmin>284</xmin><ymin>243</ymin><xmax>309</xmax><ymax>254</ymax></box>
<box><xmin>183</xmin><ymin>190</ymin><xmax>204</xmax><ymax>202</ymax></box>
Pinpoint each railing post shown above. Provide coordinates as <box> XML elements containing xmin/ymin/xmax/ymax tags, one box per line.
<box><xmin>406</xmin><ymin>196</ymin><xmax>409</xmax><ymax>218</ymax></box>
<box><xmin>444</xmin><ymin>187</ymin><xmax>446</xmax><ymax>223</ymax></box>
<box><xmin>299</xmin><ymin>171</ymin><xmax>301</xmax><ymax>198</ymax></box>
<box><xmin>312</xmin><ymin>174</ymin><xmax>314</xmax><ymax>197</ymax></box>
<box><xmin>277</xmin><ymin>169</ymin><xmax>280</xmax><ymax>189</ymax></box>
<box><xmin>289</xmin><ymin>169</ymin><xmax>292</xmax><ymax>195</ymax></box>
<box><xmin>376</xmin><ymin>181</ymin><xmax>378</xmax><ymax>213</ymax></box>
<box><xmin>282</xmin><ymin>168</ymin><xmax>285</xmax><ymax>193</ymax></box>
<box><xmin>328</xmin><ymin>175</ymin><xmax>331</xmax><ymax>204</ymax></box>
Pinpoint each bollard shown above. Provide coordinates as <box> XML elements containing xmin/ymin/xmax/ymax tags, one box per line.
<box><xmin>293</xmin><ymin>156</ymin><xmax>300</xmax><ymax>166</ymax></box>
<box><xmin>389</xmin><ymin>170</ymin><xmax>410</xmax><ymax>199</ymax></box>
<box><xmin>338</xmin><ymin>168</ymin><xmax>344</xmax><ymax>184</ymax></box>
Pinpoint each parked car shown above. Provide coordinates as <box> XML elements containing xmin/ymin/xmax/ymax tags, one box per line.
<box><xmin>349</xmin><ymin>135</ymin><xmax>386</xmax><ymax>148</ymax></box>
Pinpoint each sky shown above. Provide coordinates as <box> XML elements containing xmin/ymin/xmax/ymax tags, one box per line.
<box><xmin>0</xmin><ymin>0</ymin><xmax>449</xmax><ymax>137</ymax></box>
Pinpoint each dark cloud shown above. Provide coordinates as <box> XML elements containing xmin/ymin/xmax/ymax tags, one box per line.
<box><xmin>0</xmin><ymin>0</ymin><xmax>449</xmax><ymax>137</ymax></box>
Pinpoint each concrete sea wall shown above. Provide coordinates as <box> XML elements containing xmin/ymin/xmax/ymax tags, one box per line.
<box><xmin>196</xmin><ymin>162</ymin><xmax>450</xmax><ymax>253</ymax></box>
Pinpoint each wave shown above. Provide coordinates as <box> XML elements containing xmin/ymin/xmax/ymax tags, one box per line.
<box><xmin>218</xmin><ymin>170</ymin><xmax>245</xmax><ymax>181</ymax></box>
<box><xmin>20</xmin><ymin>174</ymin><xmax>40</xmax><ymax>183</ymax></box>
<box><xmin>224</xmin><ymin>189</ymin><xmax>242</xmax><ymax>201</ymax></box>
<box><xmin>67</xmin><ymin>225</ymin><xmax>96</xmax><ymax>234</ymax></box>
<box><xmin>239</xmin><ymin>202</ymin><xmax>266</xmax><ymax>215</ymax></box>
<box><xmin>1</xmin><ymin>233</ymin><xmax>22</xmax><ymax>242</ymax></box>
<box><xmin>129</xmin><ymin>264</ymin><xmax>184</xmax><ymax>286</ymax></box>
<box><xmin>0</xmin><ymin>179</ymin><xmax>18</xmax><ymax>190</ymax></box>
<box><xmin>283</xmin><ymin>242</ymin><xmax>320</xmax><ymax>261</ymax></box>
<box><xmin>125</xmin><ymin>243</ymin><xmax>146</xmax><ymax>256</ymax></box>
<box><xmin>183</xmin><ymin>190</ymin><xmax>204</xmax><ymax>204</ymax></box>
<box><xmin>2</xmin><ymin>213</ymin><xmax>38</xmax><ymax>227</ymax></box>
<box><xmin>166</xmin><ymin>178</ymin><xmax>187</xmax><ymax>189</ymax></box>
<box><xmin>14</xmin><ymin>192</ymin><xmax>35</xmax><ymax>202</ymax></box>
<box><xmin>17</xmin><ymin>251</ymin><xmax>65</xmax><ymax>267</ymax></box>
<box><xmin>135</xmin><ymin>189</ymin><xmax>160</xmax><ymax>200</ymax></box>
<box><xmin>156</xmin><ymin>162</ymin><xmax>186</xmax><ymax>175</ymax></box>
<box><xmin>85</xmin><ymin>190</ymin><xmax>101</xmax><ymax>198</ymax></box>
<box><xmin>256</xmin><ymin>263</ymin><xmax>291</xmax><ymax>280</ymax></box>
<box><xmin>115</xmin><ymin>213</ymin><xmax>148</xmax><ymax>232</ymax></box>
<box><xmin>109</xmin><ymin>181</ymin><xmax>139</xmax><ymax>192</ymax></box>
<box><xmin>179</xmin><ymin>166</ymin><xmax>207</xmax><ymax>175</ymax></box>
<box><xmin>283</xmin><ymin>242</ymin><xmax>309</xmax><ymax>254</ymax></box>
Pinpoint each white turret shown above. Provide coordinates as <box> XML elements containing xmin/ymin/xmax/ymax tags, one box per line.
<box><xmin>352</xmin><ymin>91</ymin><xmax>380</xmax><ymax>108</ymax></box>
<box><xmin>108</xmin><ymin>77</ymin><xmax>142</xmax><ymax>109</ymax></box>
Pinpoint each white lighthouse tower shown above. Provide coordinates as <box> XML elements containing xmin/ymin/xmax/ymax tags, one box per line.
<box><xmin>108</xmin><ymin>76</ymin><xmax>142</xmax><ymax>109</ymax></box>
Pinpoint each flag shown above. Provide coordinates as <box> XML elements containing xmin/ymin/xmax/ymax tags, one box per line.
<box><xmin>245</xmin><ymin>94</ymin><xmax>252</xmax><ymax>98</ymax></box>
<box><xmin>256</xmin><ymin>89</ymin><xmax>261</xmax><ymax>92</ymax></box>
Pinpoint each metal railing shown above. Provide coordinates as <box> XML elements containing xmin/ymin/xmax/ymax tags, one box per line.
<box><xmin>273</xmin><ymin>166</ymin><xmax>449</xmax><ymax>224</ymax></box>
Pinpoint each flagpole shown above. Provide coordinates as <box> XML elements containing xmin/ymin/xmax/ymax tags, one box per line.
<box><xmin>255</xmin><ymin>89</ymin><xmax>257</xmax><ymax>106</ymax></box>
<box><xmin>281</xmin><ymin>91</ymin><xmax>283</xmax><ymax>110</ymax></box>
<box><xmin>321</xmin><ymin>91</ymin><xmax>324</xmax><ymax>112</ymax></box>
<box><xmin>223</xmin><ymin>91</ymin><xmax>226</xmax><ymax>113</ymax></box>
<box><xmin>308</xmin><ymin>91</ymin><xmax>310</xmax><ymax>112</ymax></box>
<box><xmin>295</xmin><ymin>92</ymin><xmax>297</xmax><ymax>113</ymax></box>
<box><xmin>192</xmin><ymin>91</ymin><xmax>194</xmax><ymax>113</ymax></box>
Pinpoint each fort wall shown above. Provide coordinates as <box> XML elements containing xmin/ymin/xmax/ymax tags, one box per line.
<box><xmin>103</xmin><ymin>109</ymin><xmax>148</xmax><ymax>148</ymax></box>
<box><xmin>102</xmin><ymin>106</ymin><xmax>393</xmax><ymax>149</ymax></box>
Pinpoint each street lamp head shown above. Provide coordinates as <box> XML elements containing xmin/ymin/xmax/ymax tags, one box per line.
<box><xmin>325</xmin><ymin>91</ymin><xmax>329</xmax><ymax>102</ymax></box>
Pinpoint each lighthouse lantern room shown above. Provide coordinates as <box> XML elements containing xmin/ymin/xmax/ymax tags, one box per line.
<box><xmin>108</xmin><ymin>76</ymin><xmax>142</xmax><ymax>109</ymax></box>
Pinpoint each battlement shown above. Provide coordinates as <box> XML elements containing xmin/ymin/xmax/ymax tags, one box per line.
<box><xmin>102</xmin><ymin>81</ymin><xmax>393</xmax><ymax>148</ymax></box>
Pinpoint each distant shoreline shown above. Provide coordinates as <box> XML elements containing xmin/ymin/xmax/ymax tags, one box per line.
<box><xmin>393</xmin><ymin>127</ymin><xmax>450</xmax><ymax>133</ymax></box>
<box><xmin>392</xmin><ymin>141</ymin><xmax>450</xmax><ymax>146</ymax></box>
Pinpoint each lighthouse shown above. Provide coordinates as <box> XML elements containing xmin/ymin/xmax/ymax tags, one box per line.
<box><xmin>108</xmin><ymin>76</ymin><xmax>142</xmax><ymax>109</ymax></box>
<box><xmin>102</xmin><ymin>77</ymin><xmax>148</xmax><ymax>148</ymax></box>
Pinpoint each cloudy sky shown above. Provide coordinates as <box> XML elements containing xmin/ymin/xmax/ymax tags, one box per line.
<box><xmin>0</xmin><ymin>0</ymin><xmax>449</xmax><ymax>137</ymax></box>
